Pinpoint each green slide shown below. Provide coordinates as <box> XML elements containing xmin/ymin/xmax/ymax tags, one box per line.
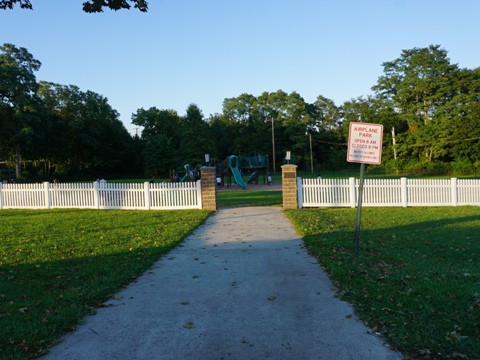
<box><xmin>228</xmin><ymin>155</ymin><xmax>247</xmax><ymax>188</ymax></box>
<box><xmin>180</xmin><ymin>164</ymin><xmax>190</xmax><ymax>182</ymax></box>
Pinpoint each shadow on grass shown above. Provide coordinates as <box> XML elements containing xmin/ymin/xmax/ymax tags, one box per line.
<box><xmin>0</xmin><ymin>208</ymin><xmax>213</xmax><ymax>359</ymax></box>
<box><xmin>286</xmin><ymin>207</ymin><xmax>480</xmax><ymax>359</ymax></box>
<box><xmin>1</xmin><ymin>244</ymin><xmax>185</xmax><ymax>359</ymax></box>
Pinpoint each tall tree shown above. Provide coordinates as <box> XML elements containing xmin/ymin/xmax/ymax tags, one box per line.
<box><xmin>0</xmin><ymin>43</ymin><xmax>42</xmax><ymax>178</ymax></box>
<box><xmin>278</xmin><ymin>91</ymin><xmax>312</xmax><ymax>163</ymax></box>
<box><xmin>432</xmin><ymin>67</ymin><xmax>480</xmax><ymax>164</ymax></box>
<box><xmin>309</xmin><ymin>96</ymin><xmax>343</xmax><ymax>168</ymax></box>
<box><xmin>372</xmin><ymin>45</ymin><xmax>463</xmax><ymax>164</ymax></box>
<box><xmin>37</xmin><ymin>82</ymin><xmax>133</xmax><ymax>176</ymax></box>
<box><xmin>208</xmin><ymin>113</ymin><xmax>235</xmax><ymax>161</ymax></box>
<box><xmin>142</xmin><ymin>134</ymin><xmax>174</xmax><ymax>178</ymax></box>
<box><xmin>131</xmin><ymin>107</ymin><xmax>182</xmax><ymax>174</ymax></box>
<box><xmin>372</xmin><ymin>45</ymin><xmax>459</xmax><ymax>126</ymax></box>
<box><xmin>312</xmin><ymin>95</ymin><xmax>341</xmax><ymax>131</ymax></box>
<box><xmin>179</xmin><ymin>103</ymin><xmax>211</xmax><ymax>164</ymax></box>
<box><xmin>222</xmin><ymin>93</ymin><xmax>260</xmax><ymax>154</ymax></box>
<box><xmin>131</xmin><ymin>107</ymin><xmax>181</xmax><ymax>141</ymax></box>
<box><xmin>253</xmin><ymin>90</ymin><xmax>289</xmax><ymax>169</ymax></box>
<box><xmin>341</xmin><ymin>96</ymin><xmax>407</xmax><ymax>165</ymax></box>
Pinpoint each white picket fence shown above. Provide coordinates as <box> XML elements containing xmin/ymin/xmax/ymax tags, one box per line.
<box><xmin>298</xmin><ymin>177</ymin><xmax>480</xmax><ymax>208</ymax></box>
<box><xmin>0</xmin><ymin>181</ymin><xmax>203</xmax><ymax>210</ymax></box>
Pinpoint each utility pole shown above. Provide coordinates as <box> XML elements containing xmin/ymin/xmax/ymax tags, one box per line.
<box><xmin>309</xmin><ymin>132</ymin><xmax>313</xmax><ymax>174</ymax></box>
<box><xmin>271</xmin><ymin>117</ymin><xmax>276</xmax><ymax>173</ymax></box>
<box><xmin>392</xmin><ymin>127</ymin><xmax>397</xmax><ymax>160</ymax></box>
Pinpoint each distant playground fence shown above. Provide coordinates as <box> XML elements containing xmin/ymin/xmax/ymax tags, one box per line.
<box><xmin>298</xmin><ymin>177</ymin><xmax>480</xmax><ymax>208</ymax></box>
<box><xmin>0</xmin><ymin>181</ymin><xmax>202</xmax><ymax>210</ymax></box>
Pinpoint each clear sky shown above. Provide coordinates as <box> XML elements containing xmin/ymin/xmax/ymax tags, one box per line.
<box><xmin>1</xmin><ymin>0</ymin><xmax>479</xmax><ymax>135</ymax></box>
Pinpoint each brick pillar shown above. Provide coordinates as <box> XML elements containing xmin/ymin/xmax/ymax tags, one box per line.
<box><xmin>281</xmin><ymin>164</ymin><xmax>298</xmax><ymax>209</ymax></box>
<box><xmin>200</xmin><ymin>166</ymin><xmax>217</xmax><ymax>211</ymax></box>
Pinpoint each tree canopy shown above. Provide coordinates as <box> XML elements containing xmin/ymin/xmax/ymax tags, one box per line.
<box><xmin>1</xmin><ymin>42</ymin><xmax>479</xmax><ymax>181</ymax></box>
<box><xmin>0</xmin><ymin>0</ymin><xmax>148</xmax><ymax>12</ymax></box>
<box><xmin>0</xmin><ymin>43</ymin><xmax>42</xmax><ymax>177</ymax></box>
<box><xmin>371</xmin><ymin>45</ymin><xmax>480</xmax><ymax>168</ymax></box>
<box><xmin>0</xmin><ymin>43</ymin><xmax>137</xmax><ymax>181</ymax></box>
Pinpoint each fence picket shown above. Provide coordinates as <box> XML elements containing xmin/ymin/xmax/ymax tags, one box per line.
<box><xmin>0</xmin><ymin>181</ymin><xmax>202</xmax><ymax>210</ymax></box>
<box><xmin>300</xmin><ymin>177</ymin><xmax>480</xmax><ymax>208</ymax></box>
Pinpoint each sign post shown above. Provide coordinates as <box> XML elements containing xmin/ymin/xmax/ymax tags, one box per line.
<box><xmin>347</xmin><ymin>122</ymin><xmax>383</xmax><ymax>254</ymax></box>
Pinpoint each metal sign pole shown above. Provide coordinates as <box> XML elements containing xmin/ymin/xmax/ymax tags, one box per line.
<box><xmin>354</xmin><ymin>163</ymin><xmax>366</xmax><ymax>255</ymax></box>
<box><xmin>347</xmin><ymin>122</ymin><xmax>383</xmax><ymax>255</ymax></box>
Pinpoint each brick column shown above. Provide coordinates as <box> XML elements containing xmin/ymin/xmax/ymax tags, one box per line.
<box><xmin>281</xmin><ymin>164</ymin><xmax>298</xmax><ymax>209</ymax></box>
<box><xmin>200</xmin><ymin>166</ymin><xmax>217</xmax><ymax>211</ymax></box>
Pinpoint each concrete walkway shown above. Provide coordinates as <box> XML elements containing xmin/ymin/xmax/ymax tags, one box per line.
<box><xmin>43</xmin><ymin>207</ymin><xmax>402</xmax><ymax>360</ymax></box>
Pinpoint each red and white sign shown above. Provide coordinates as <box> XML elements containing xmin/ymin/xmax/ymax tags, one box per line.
<box><xmin>347</xmin><ymin>122</ymin><xmax>383</xmax><ymax>164</ymax></box>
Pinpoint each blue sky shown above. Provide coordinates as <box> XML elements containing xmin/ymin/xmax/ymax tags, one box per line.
<box><xmin>1</xmin><ymin>0</ymin><xmax>479</xmax><ymax>135</ymax></box>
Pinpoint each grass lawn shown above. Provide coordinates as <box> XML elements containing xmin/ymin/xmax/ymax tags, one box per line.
<box><xmin>286</xmin><ymin>206</ymin><xmax>480</xmax><ymax>359</ymax></box>
<box><xmin>0</xmin><ymin>209</ymin><xmax>211</xmax><ymax>359</ymax></box>
<box><xmin>217</xmin><ymin>190</ymin><xmax>282</xmax><ymax>207</ymax></box>
<box><xmin>2</xmin><ymin>192</ymin><xmax>479</xmax><ymax>359</ymax></box>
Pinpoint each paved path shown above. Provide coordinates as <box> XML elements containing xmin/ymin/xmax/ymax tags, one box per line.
<box><xmin>44</xmin><ymin>207</ymin><xmax>402</xmax><ymax>360</ymax></box>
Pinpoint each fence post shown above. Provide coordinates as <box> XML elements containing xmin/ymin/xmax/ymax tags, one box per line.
<box><xmin>200</xmin><ymin>167</ymin><xmax>217</xmax><ymax>210</ymax></box>
<box><xmin>401</xmin><ymin>177</ymin><xmax>408</xmax><ymax>207</ymax></box>
<box><xmin>349</xmin><ymin>177</ymin><xmax>356</xmax><ymax>208</ymax></box>
<box><xmin>44</xmin><ymin>182</ymin><xmax>51</xmax><ymax>209</ymax></box>
<box><xmin>297</xmin><ymin>177</ymin><xmax>303</xmax><ymax>209</ymax></box>
<box><xmin>93</xmin><ymin>181</ymin><xmax>99</xmax><ymax>209</ymax></box>
<box><xmin>196</xmin><ymin>179</ymin><xmax>203</xmax><ymax>209</ymax></box>
<box><xmin>281</xmin><ymin>164</ymin><xmax>297</xmax><ymax>209</ymax></box>
<box><xmin>451</xmin><ymin>178</ymin><xmax>458</xmax><ymax>206</ymax></box>
<box><xmin>0</xmin><ymin>182</ymin><xmax>3</xmax><ymax>209</ymax></box>
<box><xmin>144</xmin><ymin>182</ymin><xmax>151</xmax><ymax>210</ymax></box>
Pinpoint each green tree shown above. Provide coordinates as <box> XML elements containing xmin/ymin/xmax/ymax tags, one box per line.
<box><xmin>278</xmin><ymin>91</ymin><xmax>312</xmax><ymax>166</ymax></box>
<box><xmin>179</xmin><ymin>103</ymin><xmax>211</xmax><ymax>164</ymax></box>
<box><xmin>37</xmin><ymin>82</ymin><xmax>133</xmax><ymax>176</ymax></box>
<box><xmin>142</xmin><ymin>134</ymin><xmax>174</xmax><ymax>178</ymax></box>
<box><xmin>373</xmin><ymin>45</ymin><xmax>459</xmax><ymax>127</ymax></box>
<box><xmin>253</xmin><ymin>90</ymin><xmax>289</xmax><ymax>170</ymax></box>
<box><xmin>222</xmin><ymin>93</ymin><xmax>261</xmax><ymax>154</ymax></box>
<box><xmin>131</xmin><ymin>107</ymin><xmax>181</xmax><ymax>141</ymax></box>
<box><xmin>432</xmin><ymin>67</ymin><xmax>480</xmax><ymax>164</ymax></box>
<box><xmin>0</xmin><ymin>43</ymin><xmax>42</xmax><ymax>178</ymax></box>
<box><xmin>341</xmin><ymin>95</ymin><xmax>407</xmax><ymax>162</ymax></box>
<box><xmin>131</xmin><ymin>107</ymin><xmax>182</xmax><ymax>173</ymax></box>
<box><xmin>208</xmin><ymin>113</ymin><xmax>235</xmax><ymax>161</ymax></box>
<box><xmin>312</xmin><ymin>95</ymin><xmax>342</xmax><ymax>131</ymax></box>
<box><xmin>309</xmin><ymin>96</ymin><xmax>343</xmax><ymax>170</ymax></box>
<box><xmin>0</xmin><ymin>0</ymin><xmax>148</xmax><ymax>12</ymax></box>
<box><xmin>371</xmin><ymin>45</ymin><xmax>468</xmax><ymax>166</ymax></box>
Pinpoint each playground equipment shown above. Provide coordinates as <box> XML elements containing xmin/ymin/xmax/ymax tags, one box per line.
<box><xmin>180</xmin><ymin>164</ymin><xmax>192</xmax><ymax>182</ymax></box>
<box><xmin>247</xmin><ymin>170</ymin><xmax>260</xmax><ymax>184</ymax></box>
<box><xmin>171</xmin><ymin>164</ymin><xmax>201</xmax><ymax>182</ymax></box>
<box><xmin>220</xmin><ymin>152</ymin><xmax>270</xmax><ymax>188</ymax></box>
<box><xmin>227</xmin><ymin>155</ymin><xmax>246</xmax><ymax>188</ymax></box>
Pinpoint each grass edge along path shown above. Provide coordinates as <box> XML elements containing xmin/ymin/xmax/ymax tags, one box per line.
<box><xmin>0</xmin><ymin>209</ymin><xmax>212</xmax><ymax>359</ymax></box>
<box><xmin>286</xmin><ymin>206</ymin><xmax>479</xmax><ymax>360</ymax></box>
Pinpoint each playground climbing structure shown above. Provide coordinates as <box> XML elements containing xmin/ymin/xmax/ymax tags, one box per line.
<box><xmin>218</xmin><ymin>152</ymin><xmax>270</xmax><ymax>188</ymax></box>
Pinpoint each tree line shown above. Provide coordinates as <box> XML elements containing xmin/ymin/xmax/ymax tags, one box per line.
<box><xmin>1</xmin><ymin>43</ymin><xmax>479</xmax><ymax>181</ymax></box>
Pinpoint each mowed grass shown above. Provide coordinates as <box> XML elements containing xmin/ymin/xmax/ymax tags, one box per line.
<box><xmin>286</xmin><ymin>206</ymin><xmax>480</xmax><ymax>359</ymax></box>
<box><xmin>217</xmin><ymin>190</ymin><xmax>282</xmax><ymax>207</ymax></box>
<box><xmin>2</xmin><ymin>194</ymin><xmax>479</xmax><ymax>359</ymax></box>
<box><xmin>0</xmin><ymin>209</ymin><xmax>211</xmax><ymax>359</ymax></box>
